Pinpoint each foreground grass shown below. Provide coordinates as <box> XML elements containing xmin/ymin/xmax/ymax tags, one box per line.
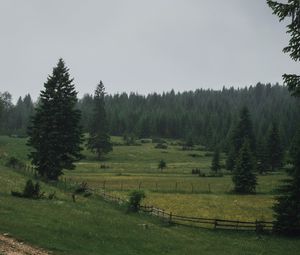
<box><xmin>0</xmin><ymin>166</ymin><xmax>300</xmax><ymax>254</ymax></box>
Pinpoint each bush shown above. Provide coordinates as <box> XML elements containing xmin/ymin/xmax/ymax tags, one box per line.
<box><xmin>74</xmin><ymin>182</ymin><xmax>88</xmax><ymax>194</ymax></box>
<box><xmin>5</xmin><ymin>156</ymin><xmax>25</xmax><ymax>169</ymax></box>
<box><xmin>155</xmin><ymin>143</ymin><xmax>168</xmax><ymax>149</ymax></box>
<box><xmin>11</xmin><ymin>180</ymin><xmax>43</xmax><ymax>199</ymax></box>
<box><xmin>74</xmin><ymin>182</ymin><xmax>93</xmax><ymax>197</ymax></box>
<box><xmin>192</xmin><ymin>168</ymin><xmax>201</xmax><ymax>175</ymax></box>
<box><xmin>158</xmin><ymin>159</ymin><xmax>167</xmax><ymax>172</ymax></box>
<box><xmin>140</xmin><ymin>139</ymin><xmax>152</xmax><ymax>144</ymax></box>
<box><xmin>188</xmin><ymin>153</ymin><xmax>201</xmax><ymax>158</ymax></box>
<box><xmin>128</xmin><ymin>190</ymin><xmax>145</xmax><ymax>212</ymax></box>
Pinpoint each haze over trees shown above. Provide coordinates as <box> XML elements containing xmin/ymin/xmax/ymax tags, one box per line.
<box><xmin>27</xmin><ymin>59</ymin><xmax>83</xmax><ymax>180</ymax></box>
<box><xmin>78</xmin><ymin>83</ymin><xmax>300</xmax><ymax>151</ymax></box>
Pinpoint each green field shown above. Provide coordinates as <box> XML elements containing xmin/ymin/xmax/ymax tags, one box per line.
<box><xmin>0</xmin><ymin>135</ymin><xmax>284</xmax><ymax>222</ymax></box>
<box><xmin>0</xmin><ymin>135</ymin><xmax>300</xmax><ymax>254</ymax></box>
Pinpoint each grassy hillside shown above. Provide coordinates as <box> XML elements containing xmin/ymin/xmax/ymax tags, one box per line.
<box><xmin>0</xmin><ymin>165</ymin><xmax>300</xmax><ymax>254</ymax></box>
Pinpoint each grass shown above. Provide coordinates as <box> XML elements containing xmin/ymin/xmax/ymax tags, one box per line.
<box><xmin>0</xmin><ymin>165</ymin><xmax>300</xmax><ymax>254</ymax></box>
<box><xmin>0</xmin><ymin>135</ymin><xmax>285</xmax><ymax>223</ymax></box>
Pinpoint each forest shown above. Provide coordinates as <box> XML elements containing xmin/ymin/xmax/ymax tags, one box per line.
<box><xmin>1</xmin><ymin>83</ymin><xmax>299</xmax><ymax>151</ymax></box>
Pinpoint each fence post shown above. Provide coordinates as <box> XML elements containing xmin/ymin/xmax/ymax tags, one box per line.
<box><xmin>255</xmin><ymin>220</ymin><xmax>263</xmax><ymax>234</ymax></box>
<box><xmin>214</xmin><ymin>219</ymin><xmax>218</xmax><ymax>229</ymax></box>
<box><xmin>169</xmin><ymin>212</ymin><xmax>173</xmax><ymax>224</ymax></box>
<box><xmin>64</xmin><ymin>178</ymin><xmax>67</xmax><ymax>191</ymax></box>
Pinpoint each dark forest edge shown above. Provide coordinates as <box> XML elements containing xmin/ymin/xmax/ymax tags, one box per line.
<box><xmin>1</xmin><ymin>83</ymin><xmax>299</xmax><ymax>152</ymax></box>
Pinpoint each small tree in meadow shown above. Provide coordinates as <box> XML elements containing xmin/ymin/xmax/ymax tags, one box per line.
<box><xmin>158</xmin><ymin>159</ymin><xmax>167</xmax><ymax>172</ymax></box>
<box><xmin>128</xmin><ymin>190</ymin><xmax>145</xmax><ymax>212</ymax></box>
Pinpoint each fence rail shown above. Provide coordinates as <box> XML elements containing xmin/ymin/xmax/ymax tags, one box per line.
<box><xmin>100</xmin><ymin>191</ymin><xmax>274</xmax><ymax>232</ymax></box>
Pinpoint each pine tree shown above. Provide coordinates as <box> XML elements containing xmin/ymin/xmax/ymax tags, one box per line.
<box><xmin>225</xmin><ymin>146</ymin><xmax>235</xmax><ymax>171</ymax></box>
<box><xmin>267</xmin><ymin>0</ymin><xmax>300</xmax><ymax>96</ymax></box>
<box><xmin>268</xmin><ymin>0</ymin><xmax>300</xmax><ymax>235</ymax></box>
<box><xmin>87</xmin><ymin>81</ymin><xmax>113</xmax><ymax>159</ymax></box>
<box><xmin>267</xmin><ymin>122</ymin><xmax>284</xmax><ymax>171</ymax></box>
<box><xmin>226</xmin><ymin>106</ymin><xmax>256</xmax><ymax>171</ymax></box>
<box><xmin>27</xmin><ymin>59</ymin><xmax>83</xmax><ymax>180</ymax></box>
<box><xmin>232</xmin><ymin>140</ymin><xmax>257</xmax><ymax>194</ymax></box>
<box><xmin>211</xmin><ymin>148</ymin><xmax>221</xmax><ymax>173</ymax></box>
<box><xmin>256</xmin><ymin>140</ymin><xmax>270</xmax><ymax>174</ymax></box>
<box><xmin>273</xmin><ymin>129</ymin><xmax>300</xmax><ymax>235</ymax></box>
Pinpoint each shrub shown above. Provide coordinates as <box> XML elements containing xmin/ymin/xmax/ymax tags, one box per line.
<box><xmin>74</xmin><ymin>182</ymin><xmax>93</xmax><ymax>197</ymax></box>
<box><xmin>5</xmin><ymin>156</ymin><xmax>25</xmax><ymax>169</ymax></box>
<box><xmin>192</xmin><ymin>168</ymin><xmax>201</xmax><ymax>175</ymax></box>
<box><xmin>155</xmin><ymin>143</ymin><xmax>168</xmax><ymax>149</ymax></box>
<box><xmin>140</xmin><ymin>139</ymin><xmax>152</xmax><ymax>143</ymax></box>
<box><xmin>128</xmin><ymin>190</ymin><xmax>145</xmax><ymax>212</ymax></box>
<box><xmin>188</xmin><ymin>153</ymin><xmax>201</xmax><ymax>158</ymax></box>
<box><xmin>74</xmin><ymin>182</ymin><xmax>89</xmax><ymax>194</ymax></box>
<box><xmin>11</xmin><ymin>180</ymin><xmax>43</xmax><ymax>199</ymax></box>
<box><xmin>158</xmin><ymin>159</ymin><xmax>167</xmax><ymax>172</ymax></box>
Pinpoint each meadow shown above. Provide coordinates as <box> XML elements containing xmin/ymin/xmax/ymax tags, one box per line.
<box><xmin>0</xmin><ymin>135</ymin><xmax>284</xmax><ymax>222</ymax></box>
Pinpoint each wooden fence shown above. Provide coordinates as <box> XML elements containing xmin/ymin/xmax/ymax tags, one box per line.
<box><xmin>99</xmin><ymin>191</ymin><xmax>274</xmax><ymax>233</ymax></box>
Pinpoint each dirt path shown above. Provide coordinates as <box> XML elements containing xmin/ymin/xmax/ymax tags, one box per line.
<box><xmin>0</xmin><ymin>234</ymin><xmax>50</xmax><ymax>255</ymax></box>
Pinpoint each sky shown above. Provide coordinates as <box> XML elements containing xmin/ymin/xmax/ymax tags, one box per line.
<box><xmin>0</xmin><ymin>0</ymin><xmax>298</xmax><ymax>101</ymax></box>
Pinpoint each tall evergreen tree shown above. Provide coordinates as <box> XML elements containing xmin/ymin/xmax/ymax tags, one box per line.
<box><xmin>226</xmin><ymin>106</ymin><xmax>256</xmax><ymax>171</ymax></box>
<box><xmin>27</xmin><ymin>59</ymin><xmax>83</xmax><ymax>180</ymax></box>
<box><xmin>232</xmin><ymin>140</ymin><xmax>257</xmax><ymax>194</ymax></box>
<box><xmin>256</xmin><ymin>140</ymin><xmax>270</xmax><ymax>174</ymax></box>
<box><xmin>87</xmin><ymin>81</ymin><xmax>112</xmax><ymax>159</ymax></box>
<box><xmin>211</xmin><ymin>148</ymin><xmax>221</xmax><ymax>173</ymax></box>
<box><xmin>273</xmin><ymin>129</ymin><xmax>300</xmax><ymax>235</ymax></box>
<box><xmin>268</xmin><ymin>0</ymin><xmax>300</xmax><ymax>235</ymax></box>
<box><xmin>267</xmin><ymin>122</ymin><xmax>284</xmax><ymax>171</ymax></box>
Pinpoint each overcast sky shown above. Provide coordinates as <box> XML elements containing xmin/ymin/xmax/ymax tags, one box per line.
<box><xmin>0</xmin><ymin>0</ymin><xmax>298</xmax><ymax>101</ymax></box>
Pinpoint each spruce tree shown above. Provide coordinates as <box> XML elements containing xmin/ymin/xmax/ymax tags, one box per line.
<box><xmin>211</xmin><ymin>148</ymin><xmax>221</xmax><ymax>173</ymax></box>
<box><xmin>232</xmin><ymin>140</ymin><xmax>257</xmax><ymax>194</ymax></box>
<box><xmin>87</xmin><ymin>81</ymin><xmax>113</xmax><ymax>159</ymax></box>
<box><xmin>256</xmin><ymin>140</ymin><xmax>270</xmax><ymax>174</ymax></box>
<box><xmin>273</xmin><ymin>129</ymin><xmax>300</xmax><ymax>235</ymax></box>
<box><xmin>267</xmin><ymin>122</ymin><xmax>284</xmax><ymax>171</ymax></box>
<box><xmin>226</xmin><ymin>106</ymin><xmax>256</xmax><ymax>171</ymax></box>
<box><xmin>27</xmin><ymin>59</ymin><xmax>83</xmax><ymax>180</ymax></box>
<box><xmin>268</xmin><ymin>0</ymin><xmax>300</xmax><ymax>235</ymax></box>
